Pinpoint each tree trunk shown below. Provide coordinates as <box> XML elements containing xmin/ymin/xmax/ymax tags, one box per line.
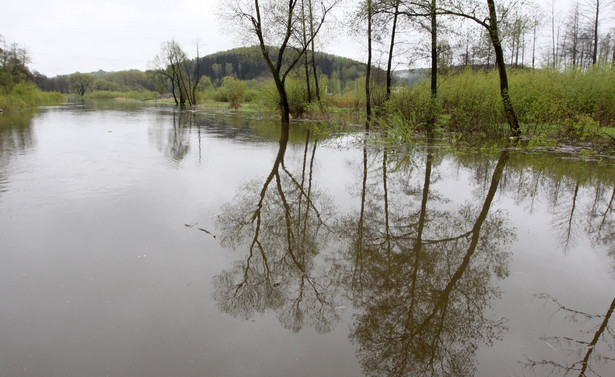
<box><xmin>532</xmin><ymin>24</ymin><xmax>537</xmax><ymax>69</ymax></box>
<box><xmin>277</xmin><ymin>78</ymin><xmax>291</xmax><ymax>125</ymax></box>
<box><xmin>385</xmin><ymin>0</ymin><xmax>401</xmax><ymax>101</ymax></box>
<box><xmin>365</xmin><ymin>0</ymin><xmax>372</xmax><ymax>130</ymax></box>
<box><xmin>487</xmin><ymin>0</ymin><xmax>521</xmax><ymax>136</ymax></box>
<box><xmin>309</xmin><ymin>0</ymin><xmax>321</xmax><ymax>102</ymax></box>
<box><xmin>551</xmin><ymin>1</ymin><xmax>557</xmax><ymax>68</ymax></box>
<box><xmin>304</xmin><ymin>54</ymin><xmax>312</xmax><ymax>102</ymax></box>
<box><xmin>430</xmin><ymin>0</ymin><xmax>437</xmax><ymax>99</ymax></box>
<box><xmin>592</xmin><ymin>0</ymin><xmax>599</xmax><ymax>65</ymax></box>
<box><xmin>301</xmin><ymin>0</ymin><xmax>312</xmax><ymax>102</ymax></box>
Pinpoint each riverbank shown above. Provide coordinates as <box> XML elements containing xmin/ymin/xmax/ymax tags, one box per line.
<box><xmin>0</xmin><ymin>82</ymin><xmax>64</xmax><ymax>112</ymax></box>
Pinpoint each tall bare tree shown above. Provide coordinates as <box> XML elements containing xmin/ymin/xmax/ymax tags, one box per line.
<box><xmin>366</xmin><ymin>0</ymin><xmax>374</xmax><ymax>129</ymax></box>
<box><xmin>223</xmin><ymin>0</ymin><xmax>338</xmax><ymax>125</ymax></box>
<box><xmin>440</xmin><ymin>0</ymin><xmax>522</xmax><ymax>136</ymax></box>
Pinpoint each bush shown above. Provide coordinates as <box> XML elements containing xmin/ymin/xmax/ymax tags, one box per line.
<box><xmin>0</xmin><ymin>82</ymin><xmax>63</xmax><ymax>111</ymax></box>
<box><xmin>214</xmin><ymin>76</ymin><xmax>248</xmax><ymax>108</ymax></box>
<box><xmin>387</xmin><ymin>81</ymin><xmax>440</xmax><ymax>127</ymax></box>
<box><xmin>438</xmin><ymin>68</ymin><xmax>503</xmax><ymax>132</ymax></box>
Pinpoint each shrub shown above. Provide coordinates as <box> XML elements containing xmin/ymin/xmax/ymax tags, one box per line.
<box><xmin>387</xmin><ymin>81</ymin><xmax>440</xmax><ymax>127</ymax></box>
<box><xmin>214</xmin><ymin>76</ymin><xmax>248</xmax><ymax>108</ymax></box>
<box><xmin>0</xmin><ymin>82</ymin><xmax>63</xmax><ymax>111</ymax></box>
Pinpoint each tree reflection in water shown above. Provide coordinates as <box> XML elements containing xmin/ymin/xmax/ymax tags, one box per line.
<box><xmin>149</xmin><ymin>110</ymin><xmax>193</xmax><ymax>164</ymax></box>
<box><xmin>213</xmin><ymin>125</ymin><xmax>615</xmax><ymax>375</ymax></box>
<box><xmin>214</xmin><ymin>126</ymin><xmax>340</xmax><ymax>333</ymax></box>
<box><xmin>344</xmin><ymin>142</ymin><xmax>514</xmax><ymax>376</ymax></box>
<box><xmin>527</xmin><ymin>295</ymin><xmax>615</xmax><ymax>377</ymax></box>
<box><xmin>0</xmin><ymin>111</ymin><xmax>36</xmax><ymax>197</ymax></box>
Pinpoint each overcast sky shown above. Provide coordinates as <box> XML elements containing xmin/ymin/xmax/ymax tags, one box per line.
<box><xmin>1</xmin><ymin>0</ymin><xmax>364</xmax><ymax>77</ymax></box>
<box><xmin>1</xmin><ymin>0</ymin><xmax>610</xmax><ymax>77</ymax></box>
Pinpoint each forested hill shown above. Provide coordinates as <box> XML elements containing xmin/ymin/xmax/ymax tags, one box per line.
<box><xmin>196</xmin><ymin>46</ymin><xmax>367</xmax><ymax>82</ymax></box>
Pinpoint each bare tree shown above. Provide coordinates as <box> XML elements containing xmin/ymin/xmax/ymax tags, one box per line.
<box><xmin>365</xmin><ymin>0</ymin><xmax>374</xmax><ymax>129</ymax></box>
<box><xmin>222</xmin><ymin>0</ymin><xmax>338</xmax><ymax>125</ymax></box>
<box><xmin>151</xmin><ymin>40</ymin><xmax>197</xmax><ymax>106</ymax></box>
<box><xmin>440</xmin><ymin>0</ymin><xmax>522</xmax><ymax>136</ymax></box>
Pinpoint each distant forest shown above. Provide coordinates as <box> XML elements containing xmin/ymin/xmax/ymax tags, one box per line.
<box><xmin>32</xmin><ymin>46</ymin><xmax>370</xmax><ymax>94</ymax></box>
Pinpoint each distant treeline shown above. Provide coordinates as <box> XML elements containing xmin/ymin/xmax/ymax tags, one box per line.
<box><xmin>33</xmin><ymin>69</ymin><xmax>157</xmax><ymax>94</ymax></box>
<box><xmin>32</xmin><ymin>46</ymin><xmax>369</xmax><ymax>95</ymax></box>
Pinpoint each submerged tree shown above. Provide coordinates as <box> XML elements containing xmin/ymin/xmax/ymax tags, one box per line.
<box><xmin>151</xmin><ymin>40</ymin><xmax>199</xmax><ymax>106</ymax></box>
<box><xmin>223</xmin><ymin>0</ymin><xmax>338</xmax><ymax>125</ymax></box>
<box><xmin>67</xmin><ymin>72</ymin><xmax>94</xmax><ymax>96</ymax></box>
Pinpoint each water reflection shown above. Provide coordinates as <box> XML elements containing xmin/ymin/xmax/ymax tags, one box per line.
<box><xmin>215</xmin><ymin>128</ymin><xmax>518</xmax><ymax>375</ymax></box>
<box><xmin>0</xmin><ymin>111</ymin><xmax>36</xmax><ymax>159</ymax></box>
<box><xmin>500</xmin><ymin>154</ymin><xmax>615</xmax><ymax>262</ymax></box>
<box><xmin>343</xmin><ymin>142</ymin><xmax>514</xmax><ymax>376</ymax></box>
<box><xmin>0</xmin><ymin>111</ymin><xmax>36</xmax><ymax>197</ymax></box>
<box><xmin>4</xmin><ymin>103</ymin><xmax>615</xmax><ymax>376</ymax></box>
<box><xmin>214</xmin><ymin>127</ymin><xmax>341</xmax><ymax>333</ymax></box>
<box><xmin>527</xmin><ymin>295</ymin><xmax>615</xmax><ymax>377</ymax></box>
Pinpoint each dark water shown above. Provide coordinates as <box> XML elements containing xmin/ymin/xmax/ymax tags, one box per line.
<box><xmin>1</xmin><ymin>102</ymin><xmax>613</xmax><ymax>377</ymax></box>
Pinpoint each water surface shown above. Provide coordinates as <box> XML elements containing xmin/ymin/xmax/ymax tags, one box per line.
<box><xmin>1</xmin><ymin>102</ymin><xmax>613</xmax><ymax>377</ymax></box>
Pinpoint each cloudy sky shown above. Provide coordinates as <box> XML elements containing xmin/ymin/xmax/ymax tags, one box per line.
<box><xmin>1</xmin><ymin>0</ymin><xmax>364</xmax><ymax>77</ymax></box>
<box><xmin>1</xmin><ymin>0</ymin><xmax>609</xmax><ymax>77</ymax></box>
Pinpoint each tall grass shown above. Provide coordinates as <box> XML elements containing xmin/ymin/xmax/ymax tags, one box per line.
<box><xmin>85</xmin><ymin>90</ymin><xmax>160</xmax><ymax>101</ymax></box>
<box><xmin>0</xmin><ymin>82</ymin><xmax>64</xmax><ymax>112</ymax></box>
<box><xmin>383</xmin><ymin>65</ymin><xmax>615</xmax><ymax>141</ymax></box>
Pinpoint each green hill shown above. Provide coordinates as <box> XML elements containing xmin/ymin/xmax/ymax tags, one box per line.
<box><xmin>196</xmin><ymin>46</ymin><xmax>368</xmax><ymax>84</ymax></box>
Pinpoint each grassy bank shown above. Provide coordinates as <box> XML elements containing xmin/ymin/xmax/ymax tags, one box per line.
<box><xmin>84</xmin><ymin>89</ymin><xmax>161</xmax><ymax>101</ymax></box>
<box><xmin>382</xmin><ymin>65</ymin><xmax>615</xmax><ymax>144</ymax></box>
<box><xmin>0</xmin><ymin>82</ymin><xmax>64</xmax><ymax>112</ymax></box>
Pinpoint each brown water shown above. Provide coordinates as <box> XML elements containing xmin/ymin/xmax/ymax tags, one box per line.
<box><xmin>1</xmin><ymin>101</ymin><xmax>613</xmax><ymax>377</ymax></box>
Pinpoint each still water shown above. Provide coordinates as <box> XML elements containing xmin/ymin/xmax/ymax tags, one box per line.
<box><xmin>1</xmin><ymin>101</ymin><xmax>613</xmax><ymax>377</ymax></box>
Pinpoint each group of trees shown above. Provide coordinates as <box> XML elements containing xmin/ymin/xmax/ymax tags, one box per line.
<box><xmin>548</xmin><ymin>0</ymin><xmax>615</xmax><ymax>69</ymax></box>
<box><xmin>0</xmin><ymin>35</ymin><xmax>32</xmax><ymax>94</ymax></box>
<box><xmin>5</xmin><ymin>0</ymin><xmax>614</xmax><ymax>136</ymax></box>
<box><xmin>219</xmin><ymin>0</ymin><xmax>614</xmax><ymax>136</ymax></box>
<box><xmin>150</xmin><ymin>40</ymin><xmax>202</xmax><ymax>106</ymax></box>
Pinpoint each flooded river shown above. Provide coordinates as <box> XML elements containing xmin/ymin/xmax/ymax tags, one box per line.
<box><xmin>1</xmin><ymin>101</ymin><xmax>613</xmax><ymax>377</ymax></box>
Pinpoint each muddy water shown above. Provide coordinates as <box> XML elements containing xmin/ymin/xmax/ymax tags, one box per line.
<box><xmin>1</xmin><ymin>102</ymin><xmax>613</xmax><ymax>377</ymax></box>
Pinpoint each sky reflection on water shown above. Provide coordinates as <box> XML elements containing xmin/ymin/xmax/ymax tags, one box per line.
<box><xmin>0</xmin><ymin>102</ymin><xmax>613</xmax><ymax>377</ymax></box>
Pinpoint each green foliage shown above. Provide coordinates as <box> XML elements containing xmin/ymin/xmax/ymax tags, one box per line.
<box><xmin>387</xmin><ymin>82</ymin><xmax>440</xmax><ymax>127</ymax></box>
<box><xmin>506</xmin><ymin>66</ymin><xmax>615</xmax><ymax>129</ymax></box>
<box><xmin>256</xmin><ymin>76</ymin><xmax>311</xmax><ymax>118</ymax></box>
<box><xmin>196</xmin><ymin>46</ymin><xmax>367</xmax><ymax>83</ymax></box>
<box><xmin>285</xmin><ymin>76</ymin><xmax>311</xmax><ymax>118</ymax></box>
<box><xmin>93</xmin><ymin>79</ymin><xmax>123</xmax><ymax>92</ymax></box>
<box><xmin>0</xmin><ymin>35</ymin><xmax>32</xmax><ymax>95</ymax></box>
<box><xmin>214</xmin><ymin>76</ymin><xmax>248</xmax><ymax>109</ymax></box>
<box><xmin>0</xmin><ymin>82</ymin><xmax>63</xmax><ymax>111</ymax></box>
<box><xmin>381</xmin><ymin>65</ymin><xmax>615</xmax><ymax>143</ymax></box>
<box><xmin>68</xmin><ymin>72</ymin><xmax>95</xmax><ymax>96</ymax></box>
<box><xmin>85</xmin><ymin>90</ymin><xmax>160</xmax><ymax>101</ymax></box>
<box><xmin>564</xmin><ymin>114</ymin><xmax>602</xmax><ymax>141</ymax></box>
<box><xmin>527</xmin><ymin>133</ymin><xmax>558</xmax><ymax>149</ymax></box>
<box><xmin>438</xmin><ymin>68</ymin><xmax>503</xmax><ymax>132</ymax></box>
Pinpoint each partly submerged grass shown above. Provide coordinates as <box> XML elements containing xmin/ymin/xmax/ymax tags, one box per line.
<box><xmin>0</xmin><ymin>82</ymin><xmax>64</xmax><ymax>112</ymax></box>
